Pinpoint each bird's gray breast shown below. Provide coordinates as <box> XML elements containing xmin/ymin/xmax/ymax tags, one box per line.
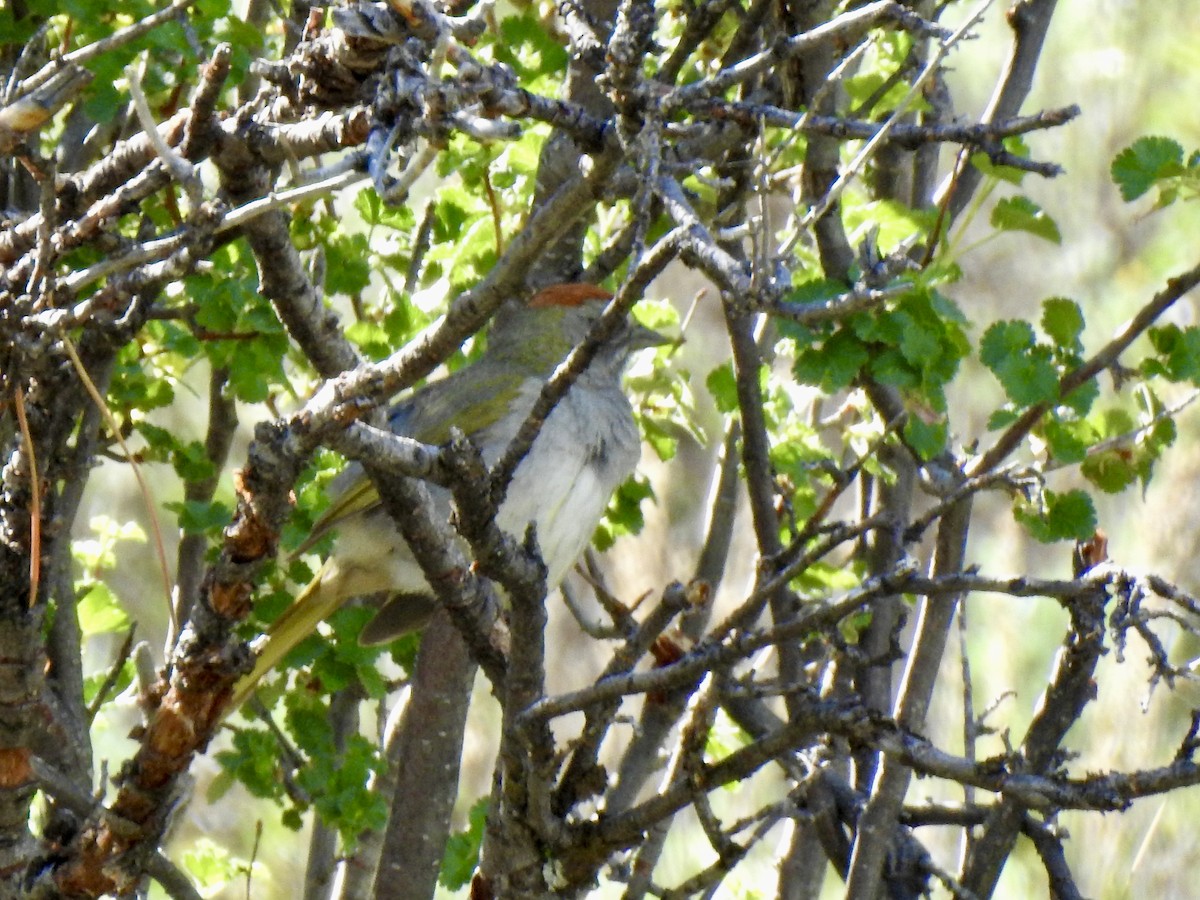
<box><xmin>481</xmin><ymin>377</ymin><xmax>639</xmax><ymax>479</ymax></box>
<box><xmin>575</xmin><ymin>387</ymin><xmax>640</xmax><ymax>479</ymax></box>
<box><xmin>486</xmin><ymin>377</ymin><xmax>640</xmax><ymax>590</ymax></box>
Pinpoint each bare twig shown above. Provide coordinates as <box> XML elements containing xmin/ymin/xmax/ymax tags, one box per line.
<box><xmin>12</xmin><ymin>387</ymin><xmax>40</xmax><ymax>608</ymax></box>
<box><xmin>17</xmin><ymin>0</ymin><xmax>191</xmax><ymax>97</ymax></box>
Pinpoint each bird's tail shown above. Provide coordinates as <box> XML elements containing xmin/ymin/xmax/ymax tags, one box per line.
<box><xmin>225</xmin><ymin>564</ymin><xmax>343</xmax><ymax>715</ymax></box>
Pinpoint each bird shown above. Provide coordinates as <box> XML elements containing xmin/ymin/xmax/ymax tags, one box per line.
<box><xmin>228</xmin><ymin>283</ymin><xmax>665</xmax><ymax>712</ymax></box>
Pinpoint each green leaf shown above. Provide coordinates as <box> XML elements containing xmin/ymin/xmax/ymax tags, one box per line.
<box><xmin>148</xmin><ymin>318</ymin><xmax>201</xmax><ymax>358</ymax></box>
<box><xmin>705</xmin><ymin>363</ymin><xmax>739</xmax><ymax>414</ymax></box>
<box><xmin>790</xmin><ymin>560</ymin><xmax>863</xmax><ymax>594</ymax></box>
<box><xmin>441</xmin><ymin>799</ymin><xmax>488</xmax><ymax>890</ymax></box>
<box><xmin>1040</xmin><ymin>298</ymin><xmax>1084</xmax><ymax>350</ymax></box>
<box><xmin>1015</xmin><ymin>489</ymin><xmax>1097</xmax><ymax>542</ymax></box>
<box><xmin>1077</xmin><ymin>406</ymin><xmax>1176</xmax><ymax>493</ymax></box>
<box><xmin>844</xmin><ymin>199</ymin><xmax>935</xmax><ymax>252</ymax></box>
<box><xmin>968</xmin><ymin>137</ymin><xmax>1031</xmax><ymax>185</ymax></box>
<box><xmin>83</xmin><ymin>76</ymin><xmax>126</xmax><ymax>123</ymax></box>
<box><xmin>904</xmin><ymin>416</ymin><xmax>946</xmax><ymax>460</ymax></box>
<box><xmin>83</xmin><ymin>659</ymin><xmax>134</xmax><ymax>707</ymax></box>
<box><xmin>166</xmin><ymin>499</ymin><xmax>233</xmax><ymax>535</ymax></box>
<box><xmin>769</xmin><ymin>432</ymin><xmax>830</xmax><ymax>520</ymax></box>
<box><xmin>632</xmin><ymin>297</ymin><xmax>680</xmax><ymax>332</ymax></box>
<box><xmin>785</xmin><ymin>278</ymin><xmax>848</xmax><ymax>312</ymax></box>
<box><xmin>979</xmin><ymin>321</ymin><xmax>1059</xmax><ymax>406</ymax></box>
<box><xmin>72</xmin><ymin>515</ymin><xmax>147</xmax><ymax>582</ymax></box>
<box><xmin>355</xmin><ymin>187</ymin><xmax>415</xmax><ymax>229</ymax></box>
<box><xmin>312</xmin><ymin>607</ymin><xmax>389</xmax><ymax>699</ymax></box>
<box><xmin>180</xmin><ymin>838</ymin><xmax>255</xmax><ymax>895</ymax></box>
<box><xmin>1062</xmin><ymin>378</ymin><xmax>1100</xmax><ymax>417</ymax></box>
<box><xmin>77</xmin><ymin>583</ymin><xmax>130</xmax><ymax>635</ymax></box>
<box><xmin>170</xmin><ymin>439</ymin><xmax>218</xmax><ymax>482</ymax></box>
<box><xmin>0</xmin><ymin>8</ymin><xmax>39</xmax><ymax>43</ymax></box>
<box><xmin>629</xmin><ymin>350</ymin><xmax>700</xmax><ymax>464</ymax></box>
<box><xmin>845</xmin><ymin>70</ymin><xmax>923</xmax><ymax>115</ymax></box>
<box><xmin>980</xmin><ymin>320</ymin><xmax>1034</xmax><ymax>366</ymax></box>
<box><xmin>1042</xmin><ymin>417</ymin><xmax>1089</xmax><ymax>464</ymax></box>
<box><xmin>1144</xmin><ymin>415</ymin><xmax>1177</xmax><ymax>454</ymax></box>
<box><xmin>226</xmin><ymin>338</ymin><xmax>290</xmax><ymax>402</ymax></box>
<box><xmin>108</xmin><ymin>346</ymin><xmax>176</xmax><ymax>413</ymax></box>
<box><xmin>496</xmin><ymin>15</ymin><xmax>569</xmax><ymax>80</ymax></box>
<box><xmin>1148</xmin><ymin>324</ymin><xmax>1200</xmax><ymax>383</ymax></box>
<box><xmin>345</xmin><ymin>320</ymin><xmax>392</xmax><ymax>361</ymax></box>
<box><xmin>987</xmin><ymin>408</ymin><xmax>1019</xmax><ymax>430</ymax></box>
<box><xmin>990</xmin><ymin>196</ymin><xmax>1062</xmax><ymax>244</ymax></box>
<box><xmin>594</xmin><ymin>475</ymin><xmax>655</xmax><ymax>551</ymax></box>
<box><xmin>793</xmin><ymin>329</ymin><xmax>869</xmax><ymax>390</ymax></box>
<box><xmin>703</xmin><ymin>707</ymin><xmax>752</xmax><ymax>767</ymax></box>
<box><xmin>640</xmin><ymin>416</ymin><xmax>682</xmax><ymax>462</ymax></box>
<box><xmin>869</xmin><ymin>348</ymin><xmax>919</xmax><ymax>388</ymax></box>
<box><xmin>298</xmin><ymin>733</ymin><xmax>387</xmax><ymax>845</ymax></box>
<box><xmin>324</xmin><ymin>232</ymin><xmax>372</xmax><ymax>296</ymax></box>
<box><xmin>216</xmin><ymin>729</ymin><xmax>286</xmax><ymax>801</ymax></box>
<box><xmin>895</xmin><ymin>312</ymin><xmax>942</xmax><ymax>365</ymax></box>
<box><xmin>286</xmin><ymin>694</ymin><xmax>335</xmax><ymax>752</ymax></box>
<box><xmin>1111</xmin><ymin>136</ymin><xmax>1185</xmax><ymax>201</ymax></box>
<box><xmin>1081</xmin><ymin>450</ymin><xmax>1138</xmax><ymax>493</ymax></box>
<box><xmin>1092</xmin><ymin>408</ymin><xmax>1136</xmax><ymax>439</ymax></box>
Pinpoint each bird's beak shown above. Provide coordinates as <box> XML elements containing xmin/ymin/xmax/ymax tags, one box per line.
<box><xmin>628</xmin><ymin>321</ymin><xmax>672</xmax><ymax>352</ymax></box>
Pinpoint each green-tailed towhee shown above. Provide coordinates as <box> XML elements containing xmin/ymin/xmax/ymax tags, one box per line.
<box><xmin>229</xmin><ymin>283</ymin><xmax>664</xmax><ymax>711</ymax></box>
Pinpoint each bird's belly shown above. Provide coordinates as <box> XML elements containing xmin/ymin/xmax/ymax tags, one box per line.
<box><xmin>326</xmin><ymin>385</ymin><xmax>639</xmax><ymax>601</ymax></box>
<box><xmin>497</xmin><ymin>400</ymin><xmax>638</xmax><ymax>590</ymax></box>
<box><xmin>500</xmin><ymin>460</ymin><xmax>609</xmax><ymax>589</ymax></box>
<box><xmin>324</xmin><ymin>511</ymin><xmax>432</xmax><ymax>598</ymax></box>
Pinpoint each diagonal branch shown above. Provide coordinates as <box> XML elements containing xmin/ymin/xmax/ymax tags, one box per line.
<box><xmin>970</xmin><ymin>257</ymin><xmax>1200</xmax><ymax>477</ymax></box>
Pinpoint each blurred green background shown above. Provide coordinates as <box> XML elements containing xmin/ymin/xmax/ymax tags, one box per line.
<box><xmin>71</xmin><ymin>1</ymin><xmax>1200</xmax><ymax>897</ymax></box>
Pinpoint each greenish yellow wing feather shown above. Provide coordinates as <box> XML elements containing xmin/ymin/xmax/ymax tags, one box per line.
<box><xmin>227</xmin><ymin>561</ymin><xmax>343</xmax><ymax>713</ymax></box>
<box><xmin>400</xmin><ymin>364</ymin><xmax>530</xmax><ymax>444</ymax></box>
<box><xmin>293</xmin><ymin>366</ymin><xmax>531</xmax><ymax>555</ymax></box>
<box><xmin>293</xmin><ymin>476</ymin><xmax>380</xmax><ymax>556</ymax></box>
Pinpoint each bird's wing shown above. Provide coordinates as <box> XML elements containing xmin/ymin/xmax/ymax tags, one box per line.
<box><xmin>293</xmin><ymin>367</ymin><xmax>532</xmax><ymax>556</ymax></box>
<box><xmin>398</xmin><ymin>366</ymin><xmax>528</xmax><ymax>444</ymax></box>
<box><xmin>226</xmin><ymin>562</ymin><xmax>344</xmax><ymax>712</ymax></box>
<box><xmin>292</xmin><ymin>474</ymin><xmax>380</xmax><ymax>556</ymax></box>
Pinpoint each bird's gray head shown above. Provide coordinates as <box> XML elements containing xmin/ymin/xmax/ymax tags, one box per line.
<box><xmin>488</xmin><ymin>283</ymin><xmax>666</xmax><ymax>377</ymax></box>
